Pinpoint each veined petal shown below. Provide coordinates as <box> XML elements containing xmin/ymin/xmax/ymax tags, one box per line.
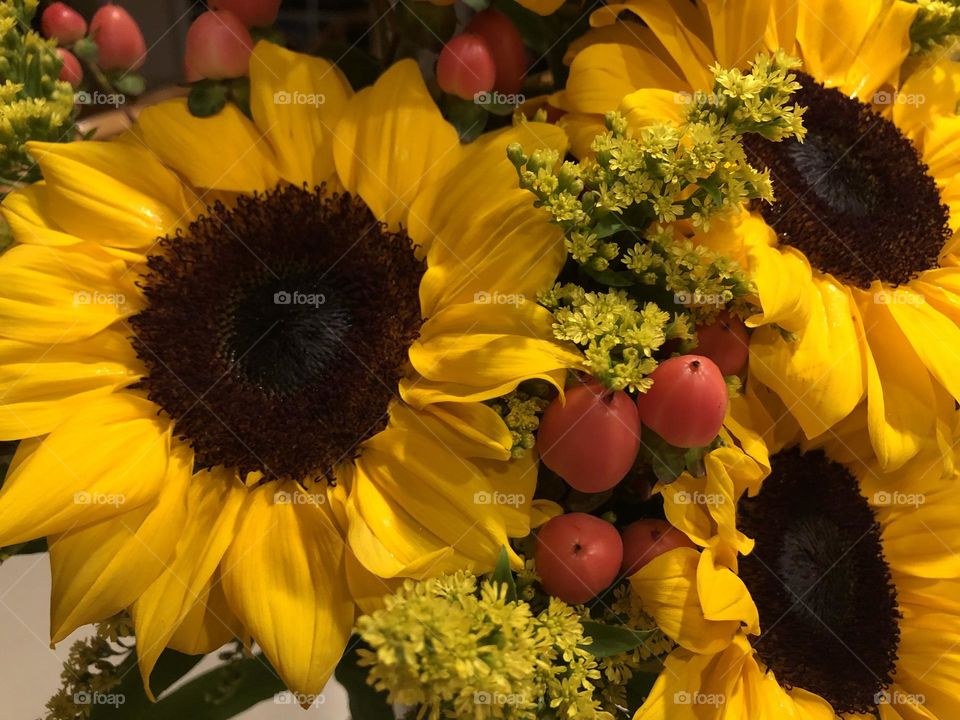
<box><xmin>133</xmin><ymin>467</ymin><xmax>246</xmax><ymax>699</ymax></box>
<box><xmin>0</xmin><ymin>393</ymin><xmax>171</xmax><ymax>546</ymax></box>
<box><xmin>389</xmin><ymin>401</ymin><xmax>512</xmax><ymax>462</ymax></box>
<box><xmin>882</xmin><ymin>506</ymin><xmax>960</xmax><ymax>579</ymax></box>
<box><xmin>696</xmin><ymin>548</ymin><xmax>759</xmax><ymax>634</ymax></box>
<box><xmin>48</xmin><ymin>442</ymin><xmax>192</xmax><ymax>643</ymax></box>
<box><xmin>0</xmin><ymin>329</ymin><xmax>142</xmax><ymax>440</ymax></box>
<box><xmin>1</xmin><ymin>182</ymin><xmax>79</xmax><ymax>246</ymax></box>
<box><xmin>701</xmin><ymin>0</ymin><xmax>777</xmax><ymax>67</ymax></box>
<box><xmin>221</xmin><ymin>481</ymin><xmax>353</xmax><ymax>696</ymax></box>
<box><xmin>405</xmin><ymin>300</ymin><xmax>585</xmax><ymax>405</ymax></box>
<box><xmin>0</xmin><ymin>242</ymin><xmax>142</xmax><ymax>343</ymax></box>
<box><xmin>138</xmin><ymin>99</ymin><xmax>281</xmax><ymax>192</ymax></box>
<box><xmin>630</xmin><ymin>546</ymin><xmax>741</xmax><ymax>654</ymax></box>
<box><xmin>750</xmin><ymin>275</ymin><xmax>864</xmax><ymax>438</ymax></box>
<box><xmin>167</xmin><ymin>569</ymin><xmax>242</xmax><ymax>655</ymax></box>
<box><xmin>26</xmin><ymin>140</ymin><xmax>192</xmax><ymax>249</ymax></box>
<box><xmin>333</xmin><ymin>60</ymin><xmax>461</xmax><ymax>230</ymax></box>
<box><xmin>249</xmin><ymin>42</ymin><xmax>352</xmax><ymax>187</ymax></box>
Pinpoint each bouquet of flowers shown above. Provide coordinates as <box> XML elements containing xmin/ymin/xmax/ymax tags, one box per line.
<box><xmin>2</xmin><ymin>0</ymin><xmax>960</xmax><ymax>718</ymax></box>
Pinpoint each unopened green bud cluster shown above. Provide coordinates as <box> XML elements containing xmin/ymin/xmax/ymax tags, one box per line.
<box><xmin>909</xmin><ymin>0</ymin><xmax>960</xmax><ymax>53</ymax></box>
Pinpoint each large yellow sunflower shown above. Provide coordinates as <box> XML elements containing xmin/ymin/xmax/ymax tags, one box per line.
<box><xmin>0</xmin><ymin>42</ymin><xmax>583</xmax><ymax>698</ymax></box>
<box><xmin>553</xmin><ymin>0</ymin><xmax>960</xmax><ymax>471</ymax></box>
<box><xmin>630</xmin><ymin>422</ymin><xmax>960</xmax><ymax>720</ymax></box>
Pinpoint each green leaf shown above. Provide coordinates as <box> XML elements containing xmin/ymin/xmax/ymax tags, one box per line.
<box><xmin>443</xmin><ymin>95</ymin><xmax>489</xmax><ymax>143</ymax></box>
<box><xmin>335</xmin><ymin>638</ymin><xmax>394</xmax><ymax>720</ymax></box>
<box><xmin>91</xmin><ymin>650</ymin><xmax>285</xmax><ymax>719</ymax></box>
<box><xmin>187</xmin><ymin>80</ymin><xmax>229</xmax><ymax>118</ymax></box>
<box><xmin>490</xmin><ymin>546</ymin><xmax>518</xmax><ymax>602</ymax></box>
<box><xmin>580</xmin><ymin>265</ymin><xmax>637</xmax><ymax>288</ymax></box>
<box><xmin>579</xmin><ymin>621</ymin><xmax>655</xmax><ymax>659</ymax></box>
<box><xmin>625</xmin><ymin>665</ymin><xmax>662</xmax><ymax>711</ymax></box>
<box><xmin>111</xmin><ymin>72</ymin><xmax>146</xmax><ymax>97</ymax></box>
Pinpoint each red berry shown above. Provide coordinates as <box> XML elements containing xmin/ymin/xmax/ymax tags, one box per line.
<box><xmin>621</xmin><ymin>519</ymin><xmax>696</xmax><ymax>576</ymax></box>
<box><xmin>538</xmin><ymin>381</ymin><xmax>641</xmax><ymax>493</ymax></box>
<box><xmin>209</xmin><ymin>0</ymin><xmax>281</xmax><ymax>27</ymax></box>
<box><xmin>535</xmin><ymin>513</ymin><xmax>623</xmax><ymax>604</ymax></box>
<box><xmin>90</xmin><ymin>4</ymin><xmax>146</xmax><ymax>71</ymax></box>
<box><xmin>636</xmin><ymin>355</ymin><xmax>728</xmax><ymax>448</ymax></box>
<box><xmin>185</xmin><ymin>11</ymin><xmax>254</xmax><ymax>80</ymax></box>
<box><xmin>465</xmin><ymin>8</ymin><xmax>527</xmax><ymax>94</ymax></box>
<box><xmin>695</xmin><ymin>311</ymin><xmax>749</xmax><ymax>376</ymax></box>
<box><xmin>436</xmin><ymin>33</ymin><xmax>496</xmax><ymax>101</ymax></box>
<box><xmin>57</xmin><ymin>48</ymin><xmax>83</xmax><ymax>87</ymax></box>
<box><xmin>41</xmin><ymin>2</ymin><xmax>87</xmax><ymax>45</ymax></box>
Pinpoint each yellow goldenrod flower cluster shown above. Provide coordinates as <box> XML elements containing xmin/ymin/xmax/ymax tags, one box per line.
<box><xmin>357</xmin><ymin>572</ymin><xmax>619</xmax><ymax>720</ymax></box>
<box><xmin>488</xmin><ymin>388</ymin><xmax>551</xmax><ymax>458</ymax></box>
<box><xmin>0</xmin><ymin>0</ymin><xmax>75</xmax><ymax>186</ymax></box>
<box><xmin>909</xmin><ymin>0</ymin><xmax>960</xmax><ymax>52</ymax></box>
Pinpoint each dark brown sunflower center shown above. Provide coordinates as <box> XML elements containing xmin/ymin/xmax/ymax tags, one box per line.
<box><xmin>737</xmin><ymin>447</ymin><xmax>900</xmax><ymax>715</ymax></box>
<box><xmin>130</xmin><ymin>185</ymin><xmax>425</xmax><ymax>480</ymax></box>
<box><xmin>743</xmin><ymin>72</ymin><xmax>950</xmax><ymax>287</ymax></box>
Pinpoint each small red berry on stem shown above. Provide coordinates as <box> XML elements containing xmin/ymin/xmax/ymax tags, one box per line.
<box><xmin>465</xmin><ymin>9</ymin><xmax>527</xmax><ymax>94</ymax></box>
<box><xmin>636</xmin><ymin>355</ymin><xmax>728</xmax><ymax>448</ymax></box>
<box><xmin>535</xmin><ymin>513</ymin><xmax>623</xmax><ymax>604</ymax></box>
<box><xmin>694</xmin><ymin>311</ymin><xmax>750</xmax><ymax>375</ymax></box>
<box><xmin>185</xmin><ymin>11</ymin><xmax>254</xmax><ymax>81</ymax></box>
<box><xmin>620</xmin><ymin>519</ymin><xmax>696</xmax><ymax>576</ymax></box>
<box><xmin>538</xmin><ymin>380</ymin><xmax>641</xmax><ymax>493</ymax></box>
<box><xmin>436</xmin><ymin>33</ymin><xmax>496</xmax><ymax>101</ymax></box>
<box><xmin>41</xmin><ymin>2</ymin><xmax>87</xmax><ymax>46</ymax></box>
<box><xmin>209</xmin><ymin>0</ymin><xmax>282</xmax><ymax>28</ymax></box>
<box><xmin>90</xmin><ymin>4</ymin><xmax>147</xmax><ymax>71</ymax></box>
<box><xmin>56</xmin><ymin>48</ymin><xmax>83</xmax><ymax>87</ymax></box>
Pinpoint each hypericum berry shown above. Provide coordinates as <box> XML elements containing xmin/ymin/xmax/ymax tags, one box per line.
<box><xmin>535</xmin><ymin>513</ymin><xmax>623</xmax><ymax>604</ymax></box>
<box><xmin>41</xmin><ymin>2</ymin><xmax>87</xmax><ymax>46</ymax></box>
<box><xmin>57</xmin><ymin>48</ymin><xmax>83</xmax><ymax>87</ymax></box>
<box><xmin>621</xmin><ymin>519</ymin><xmax>696</xmax><ymax>576</ymax></box>
<box><xmin>695</xmin><ymin>311</ymin><xmax>750</xmax><ymax>375</ymax></box>
<box><xmin>464</xmin><ymin>8</ymin><xmax>526</xmax><ymax>94</ymax></box>
<box><xmin>537</xmin><ymin>381</ymin><xmax>641</xmax><ymax>493</ymax></box>
<box><xmin>89</xmin><ymin>4</ymin><xmax>146</xmax><ymax>71</ymax></box>
<box><xmin>636</xmin><ymin>355</ymin><xmax>728</xmax><ymax>448</ymax></box>
<box><xmin>436</xmin><ymin>33</ymin><xmax>496</xmax><ymax>101</ymax></box>
<box><xmin>209</xmin><ymin>0</ymin><xmax>282</xmax><ymax>27</ymax></box>
<box><xmin>185</xmin><ymin>11</ymin><xmax>254</xmax><ymax>80</ymax></box>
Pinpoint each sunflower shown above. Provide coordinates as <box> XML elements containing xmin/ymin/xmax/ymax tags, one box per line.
<box><xmin>552</xmin><ymin>0</ymin><xmax>960</xmax><ymax>471</ymax></box>
<box><xmin>0</xmin><ymin>42</ymin><xmax>583</xmax><ymax>698</ymax></box>
<box><xmin>630</xmin><ymin>421</ymin><xmax>960</xmax><ymax>720</ymax></box>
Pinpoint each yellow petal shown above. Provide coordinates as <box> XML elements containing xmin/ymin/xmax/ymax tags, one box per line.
<box><xmin>894</xmin><ymin>59</ymin><xmax>960</xmax><ymax>141</ymax></box>
<box><xmin>138</xmin><ymin>99</ymin><xmax>281</xmax><ymax>192</ymax></box>
<box><xmin>746</xmin><ymin>234</ymin><xmax>813</xmax><ymax>332</ymax></box>
<box><xmin>630</xmin><ymin>546</ymin><xmax>741</xmax><ymax>654</ymax></box>
<box><xmin>26</xmin><ymin>139</ymin><xmax>192</xmax><ymax>249</ymax></box>
<box><xmin>249</xmin><ymin>42</ymin><xmax>352</xmax><ymax>187</ymax></box>
<box><xmin>590</xmin><ymin>1</ymin><xmax>715</xmax><ymax>89</ymax></box>
<box><xmin>133</xmin><ymin>467</ymin><xmax>246</xmax><ymax>699</ymax></box>
<box><xmin>333</xmin><ymin>60</ymin><xmax>461</xmax><ymax>230</ymax></box>
<box><xmin>0</xmin><ymin>242</ymin><xmax>142</xmax><ymax>343</ymax></box>
<box><xmin>894</xmin><ymin>610</ymin><xmax>960</xmax><ymax>719</ymax></box>
<box><xmin>860</xmin><ymin>293</ymin><xmax>938</xmax><ymax>470</ymax></box>
<box><xmin>345</xmin><ymin>550</ymin><xmax>401</xmax><ymax>615</ymax></box>
<box><xmin>697</xmin><ymin>548</ymin><xmax>759</xmax><ymax>634</ymax></box>
<box><xmin>557</xmin><ymin>113</ymin><xmax>607</xmax><ymax>160</ymax></box>
<box><xmin>750</xmin><ymin>274</ymin><xmax>864</xmax><ymax>438</ymax></box>
<box><xmin>167</xmin><ymin>569</ymin><xmax>242</xmax><ymax>655</ymax></box>
<box><xmin>0</xmin><ymin>393</ymin><xmax>170</xmax><ymax>546</ymax></box>
<box><xmin>0</xmin><ymin>329</ymin><xmax>142</xmax><ymax>440</ymax></box>
<box><xmin>405</xmin><ymin>300</ymin><xmax>585</xmax><ymax>404</ymax></box>
<box><xmin>390</xmin><ymin>401</ymin><xmax>512</xmax><ymax>462</ymax></box>
<box><xmin>562</xmin><ymin>20</ymin><xmax>658</xmax><ymax>65</ymax></box>
<box><xmin>411</xmin><ymin>123</ymin><xmax>567</xmax><ymax>308</ymax></box>
<box><xmin>348</xmin><ymin>412</ymin><xmax>535</xmax><ymax>578</ymax></box>
<box><xmin>221</xmin><ymin>481</ymin><xmax>353</xmax><ymax>696</ymax></box>
<box><xmin>702</xmin><ymin>0</ymin><xmax>777</xmax><ymax>68</ymax></box>
<box><xmin>48</xmin><ymin>442</ymin><xmax>192</xmax><ymax>643</ymax></box>
<box><xmin>1</xmin><ymin>182</ymin><xmax>79</xmax><ymax>246</ymax></box>
<box><xmin>882</xmin><ymin>505</ymin><xmax>960</xmax><ymax>579</ymax></box>
<box><xmin>798</xmin><ymin>0</ymin><xmax>915</xmax><ymax>99</ymax></box>
<box><xmin>516</xmin><ymin>0</ymin><xmax>563</xmax><ymax>15</ymax></box>
<box><xmin>618</xmin><ymin>88</ymin><xmax>686</xmax><ymax>131</ymax></box>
